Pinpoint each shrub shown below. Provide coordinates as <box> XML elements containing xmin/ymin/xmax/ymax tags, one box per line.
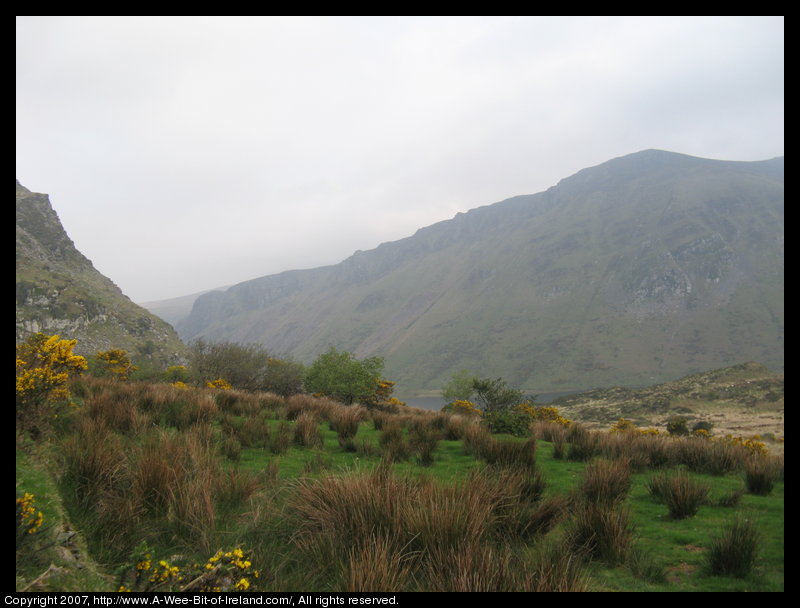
<box><xmin>610</xmin><ymin>418</ymin><xmax>638</xmax><ymax>433</ymax></box>
<box><xmin>471</xmin><ymin>377</ymin><xmax>524</xmax><ymax>414</ymax></box>
<box><xmin>16</xmin><ymin>492</ymin><xmax>45</xmax><ymax>544</ymax></box>
<box><xmin>16</xmin><ymin>333</ymin><xmax>88</xmax><ymax>438</ymax></box>
<box><xmin>705</xmin><ymin>516</ymin><xmax>761</xmax><ymax>578</ymax></box>
<box><xmin>118</xmin><ymin>544</ymin><xmax>261</xmax><ymax>592</ymax></box>
<box><xmin>666</xmin><ymin>415</ymin><xmax>689</xmax><ymax>436</ymax></box>
<box><xmin>304</xmin><ymin>348</ymin><xmax>384</xmax><ymax>405</ymax></box>
<box><xmin>691</xmin><ymin>419</ymin><xmax>714</xmax><ymax>435</ymax></box>
<box><xmin>93</xmin><ymin>349</ymin><xmax>137</xmax><ymax>381</ymax></box>
<box><xmin>483</xmin><ymin>410</ymin><xmax>531</xmax><ymax>437</ymax></box>
<box><xmin>444</xmin><ymin>399</ymin><xmax>483</xmax><ymax>417</ymax></box>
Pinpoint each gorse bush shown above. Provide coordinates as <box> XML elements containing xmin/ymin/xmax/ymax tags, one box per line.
<box><xmin>118</xmin><ymin>543</ymin><xmax>261</xmax><ymax>592</ymax></box>
<box><xmin>16</xmin><ymin>333</ymin><xmax>88</xmax><ymax>438</ymax></box>
<box><xmin>16</xmin><ymin>492</ymin><xmax>44</xmax><ymax>541</ymax></box>
<box><xmin>93</xmin><ymin>349</ymin><xmax>137</xmax><ymax>381</ymax></box>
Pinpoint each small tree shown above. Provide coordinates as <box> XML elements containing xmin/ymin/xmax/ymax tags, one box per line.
<box><xmin>304</xmin><ymin>347</ymin><xmax>384</xmax><ymax>405</ymax></box>
<box><xmin>471</xmin><ymin>377</ymin><xmax>525</xmax><ymax>414</ymax></box>
<box><xmin>441</xmin><ymin>369</ymin><xmax>477</xmax><ymax>404</ymax></box>
<box><xmin>262</xmin><ymin>357</ymin><xmax>306</xmax><ymax>397</ymax></box>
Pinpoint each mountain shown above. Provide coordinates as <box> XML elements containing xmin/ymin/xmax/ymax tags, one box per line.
<box><xmin>16</xmin><ymin>180</ymin><xmax>186</xmax><ymax>367</ymax></box>
<box><xmin>176</xmin><ymin>150</ymin><xmax>784</xmax><ymax>395</ymax></box>
<box><xmin>139</xmin><ymin>287</ymin><xmax>229</xmax><ymax>328</ymax></box>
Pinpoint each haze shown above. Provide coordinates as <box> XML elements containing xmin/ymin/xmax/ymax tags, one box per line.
<box><xmin>16</xmin><ymin>16</ymin><xmax>784</xmax><ymax>303</ymax></box>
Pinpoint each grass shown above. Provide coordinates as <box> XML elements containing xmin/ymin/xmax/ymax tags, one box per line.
<box><xmin>15</xmin><ymin>377</ymin><xmax>784</xmax><ymax>592</ymax></box>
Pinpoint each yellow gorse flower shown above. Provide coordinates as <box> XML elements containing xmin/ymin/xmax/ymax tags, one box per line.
<box><xmin>206</xmin><ymin>378</ymin><xmax>232</xmax><ymax>390</ymax></box>
<box><xmin>451</xmin><ymin>399</ymin><xmax>483</xmax><ymax>416</ymax></box>
<box><xmin>16</xmin><ymin>334</ymin><xmax>87</xmax><ymax>409</ymax></box>
<box><xmin>16</xmin><ymin>492</ymin><xmax>44</xmax><ymax>535</ymax></box>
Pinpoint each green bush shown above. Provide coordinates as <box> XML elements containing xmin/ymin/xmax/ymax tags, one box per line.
<box><xmin>483</xmin><ymin>410</ymin><xmax>530</xmax><ymax>437</ymax></box>
<box><xmin>305</xmin><ymin>348</ymin><xmax>384</xmax><ymax>405</ymax></box>
<box><xmin>666</xmin><ymin>416</ymin><xmax>690</xmax><ymax>436</ymax></box>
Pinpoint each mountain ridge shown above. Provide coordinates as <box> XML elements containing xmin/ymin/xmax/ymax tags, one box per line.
<box><xmin>171</xmin><ymin>149</ymin><xmax>783</xmax><ymax>394</ymax></box>
<box><xmin>16</xmin><ymin>180</ymin><xmax>187</xmax><ymax>368</ymax></box>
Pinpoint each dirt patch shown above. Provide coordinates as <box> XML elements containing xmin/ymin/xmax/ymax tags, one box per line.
<box><xmin>665</xmin><ymin>561</ymin><xmax>698</xmax><ymax>584</ymax></box>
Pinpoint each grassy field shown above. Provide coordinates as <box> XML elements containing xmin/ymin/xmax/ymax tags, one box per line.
<box><xmin>16</xmin><ymin>378</ymin><xmax>784</xmax><ymax>592</ymax></box>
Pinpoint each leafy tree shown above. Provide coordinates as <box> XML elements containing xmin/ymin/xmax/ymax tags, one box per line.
<box><xmin>471</xmin><ymin>377</ymin><xmax>525</xmax><ymax>413</ymax></box>
<box><xmin>187</xmin><ymin>339</ymin><xmax>305</xmax><ymax>395</ymax></box>
<box><xmin>441</xmin><ymin>369</ymin><xmax>477</xmax><ymax>404</ymax></box>
<box><xmin>262</xmin><ymin>357</ymin><xmax>306</xmax><ymax>397</ymax></box>
<box><xmin>304</xmin><ymin>347</ymin><xmax>384</xmax><ymax>405</ymax></box>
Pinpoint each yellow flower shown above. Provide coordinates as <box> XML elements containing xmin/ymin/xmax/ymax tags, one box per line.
<box><xmin>235</xmin><ymin>578</ymin><xmax>250</xmax><ymax>591</ymax></box>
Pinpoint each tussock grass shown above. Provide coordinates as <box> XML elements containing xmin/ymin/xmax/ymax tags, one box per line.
<box><xmin>744</xmin><ymin>454</ymin><xmax>782</xmax><ymax>496</ymax></box>
<box><xmin>706</xmin><ymin>515</ymin><xmax>762</xmax><ymax>578</ymax></box>
<box><xmin>577</xmin><ymin>458</ymin><xmax>632</xmax><ymax>506</ymax></box>
<box><xmin>293</xmin><ymin>412</ymin><xmax>323</xmax><ymax>449</ymax></box>
<box><xmin>19</xmin><ymin>377</ymin><xmax>783</xmax><ymax>592</ymax></box>
<box><xmin>565</xmin><ymin>502</ymin><xmax>634</xmax><ymax>567</ymax></box>
<box><xmin>646</xmin><ymin>470</ymin><xmax>709</xmax><ymax>519</ymax></box>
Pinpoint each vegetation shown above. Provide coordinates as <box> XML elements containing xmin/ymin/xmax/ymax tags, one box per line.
<box><xmin>188</xmin><ymin>339</ymin><xmax>304</xmax><ymax>395</ymax></box>
<box><xmin>16</xmin><ymin>335</ymin><xmax>784</xmax><ymax>593</ymax></box>
<box><xmin>304</xmin><ymin>347</ymin><xmax>388</xmax><ymax>406</ymax></box>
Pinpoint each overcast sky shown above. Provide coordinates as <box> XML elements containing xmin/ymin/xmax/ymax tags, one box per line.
<box><xmin>16</xmin><ymin>16</ymin><xmax>784</xmax><ymax>303</ymax></box>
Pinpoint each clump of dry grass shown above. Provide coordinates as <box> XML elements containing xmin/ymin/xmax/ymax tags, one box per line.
<box><xmin>743</xmin><ymin>454</ymin><xmax>783</xmax><ymax>495</ymax></box>
<box><xmin>646</xmin><ymin>469</ymin><xmax>709</xmax><ymax>519</ymax></box>
<box><xmin>293</xmin><ymin>412</ymin><xmax>323</xmax><ymax>449</ymax></box>
<box><xmin>577</xmin><ymin>458</ymin><xmax>632</xmax><ymax>506</ymax></box>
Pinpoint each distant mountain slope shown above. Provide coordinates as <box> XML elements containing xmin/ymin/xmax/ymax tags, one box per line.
<box><xmin>177</xmin><ymin>150</ymin><xmax>784</xmax><ymax>395</ymax></box>
<box><xmin>139</xmin><ymin>287</ymin><xmax>229</xmax><ymax>328</ymax></box>
<box><xmin>16</xmin><ymin>180</ymin><xmax>186</xmax><ymax>366</ymax></box>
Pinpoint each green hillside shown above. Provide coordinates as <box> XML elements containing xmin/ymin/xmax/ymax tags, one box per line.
<box><xmin>16</xmin><ymin>180</ymin><xmax>187</xmax><ymax>368</ymax></box>
<box><xmin>177</xmin><ymin>150</ymin><xmax>784</xmax><ymax>395</ymax></box>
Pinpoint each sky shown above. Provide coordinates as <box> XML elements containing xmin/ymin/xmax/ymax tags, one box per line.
<box><xmin>16</xmin><ymin>16</ymin><xmax>784</xmax><ymax>303</ymax></box>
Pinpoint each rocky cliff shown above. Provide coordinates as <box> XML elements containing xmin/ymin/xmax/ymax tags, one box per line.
<box><xmin>16</xmin><ymin>180</ymin><xmax>186</xmax><ymax>368</ymax></box>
